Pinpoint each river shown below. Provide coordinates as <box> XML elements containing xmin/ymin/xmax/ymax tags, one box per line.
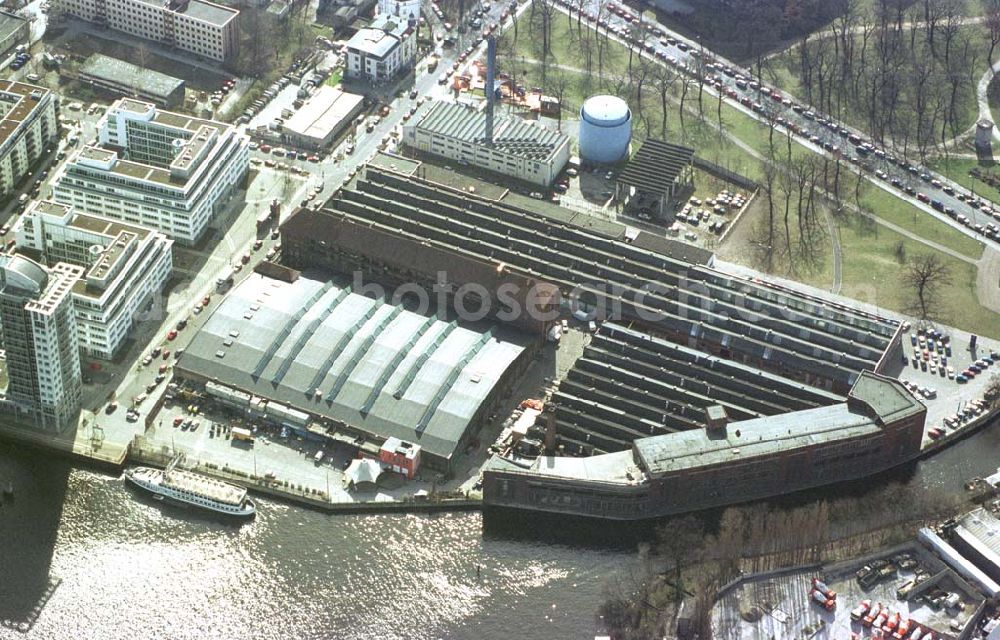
<box><xmin>0</xmin><ymin>445</ymin><xmax>632</xmax><ymax>640</ymax></box>
<box><xmin>1</xmin><ymin>421</ymin><xmax>999</xmax><ymax>640</ymax></box>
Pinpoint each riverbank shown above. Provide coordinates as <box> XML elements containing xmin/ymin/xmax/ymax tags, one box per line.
<box><xmin>0</xmin><ymin>387</ymin><xmax>995</xmax><ymax>521</ymax></box>
<box><xmin>129</xmin><ymin>437</ymin><xmax>483</xmax><ymax>514</ymax></box>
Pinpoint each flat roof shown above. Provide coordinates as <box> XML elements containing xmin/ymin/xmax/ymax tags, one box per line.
<box><xmin>134</xmin><ymin>0</ymin><xmax>238</xmax><ymax>26</ymax></box>
<box><xmin>956</xmin><ymin>509</ymin><xmax>1000</xmax><ymax>567</ymax></box>
<box><xmin>0</xmin><ymin>10</ymin><xmax>26</xmax><ymax>42</ymax></box>
<box><xmin>179</xmin><ymin>0</ymin><xmax>238</xmax><ymax>26</ymax></box>
<box><xmin>413</xmin><ymin>101</ymin><xmax>569</xmax><ymax>163</ymax></box>
<box><xmin>0</xmin><ymin>81</ymin><xmax>50</xmax><ymax>149</ymax></box>
<box><xmin>346</xmin><ymin>26</ymin><xmax>399</xmax><ymax>58</ymax></box>
<box><xmin>617</xmin><ymin>138</ymin><xmax>695</xmax><ymax>196</ymax></box>
<box><xmin>283</xmin><ymin>86</ymin><xmax>364</xmax><ymax>141</ymax></box>
<box><xmin>528</xmin><ymin>450</ymin><xmax>640</xmax><ymax>483</ymax></box>
<box><xmin>176</xmin><ymin>273</ymin><xmax>525</xmax><ymax>460</ymax></box>
<box><xmin>79</xmin><ymin>54</ymin><xmax>185</xmax><ymax>100</ymax></box>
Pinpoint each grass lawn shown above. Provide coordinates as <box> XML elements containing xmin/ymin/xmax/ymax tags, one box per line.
<box><xmin>325</xmin><ymin>69</ymin><xmax>343</xmax><ymax>87</ymax></box>
<box><xmin>834</xmin><ymin>217</ymin><xmax>998</xmax><ymax>338</ymax></box>
<box><xmin>859</xmin><ymin>187</ymin><xmax>984</xmax><ymax>259</ymax></box>
<box><xmin>311</xmin><ymin>23</ymin><xmax>335</xmax><ymax>40</ymax></box>
<box><xmin>730</xmin><ymin>203</ymin><xmax>1000</xmax><ymax>338</ymax></box>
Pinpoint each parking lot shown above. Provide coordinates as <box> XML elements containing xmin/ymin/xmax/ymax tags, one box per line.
<box><xmin>713</xmin><ymin>547</ymin><xmax>982</xmax><ymax>640</ymax></box>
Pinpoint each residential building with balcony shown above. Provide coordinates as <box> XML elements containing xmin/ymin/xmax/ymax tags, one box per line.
<box><xmin>14</xmin><ymin>200</ymin><xmax>174</xmax><ymax>360</ymax></box>
<box><xmin>344</xmin><ymin>13</ymin><xmax>416</xmax><ymax>84</ymax></box>
<box><xmin>0</xmin><ymin>255</ymin><xmax>84</xmax><ymax>432</ymax></box>
<box><xmin>0</xmin><ymin>81</ymin><xmax>57</xmax><ymax>197</ymax></box>
<box><xmin>52</xmin><ymin>98</ymin><xmax>249</xmax><ymax>246</ymax></box>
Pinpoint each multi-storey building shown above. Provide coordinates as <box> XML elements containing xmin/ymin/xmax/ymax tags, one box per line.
<box><xmin>52</xmin><ymin>98</ymin><xmax>249</xmax><ymax>245</ymax></box>
<box><xmin>55</xmin><ymin>0</ymin><xmax>239</xmax><ymax>62</ymax></box>
<box><xmin>345</xmin><ymin>13</ymin><xmax>416</xmax><ymax>84</ymax></box>
<box><xmin>0</xmin><ymin>255</ymin><xmax>83</xmax><ymax>432</ymax></box>
<box><xmin>0</xmin><ymin>81</ymin><xmax>57</xmax><ymax>197</ymax></box>
<box><xmin>402</xmin><ymin>101</ymin><xmax>570</xmax><ymax>186</ymax></box>
<box><xmin>14</xmin><ymin>200</ymin><xmax>174</xmax><ymax>360</ymax></box>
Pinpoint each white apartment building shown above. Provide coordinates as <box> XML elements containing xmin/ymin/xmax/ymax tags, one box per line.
<box><xmin>0</xmin><ymin>81</ymin><xmax>57</xmax><ymax>197</ymax></box>
<box><xmin>0</xmin><ymin>255</ymin><xmax>83</xmax><ymax>432</ymax></box>
<box><xmin>403</xmin><ymin>100</ymin><xmax>570</xmax><ymax>186</ymax></box>
<box><xmin>53</xmin><ymin>98</ymin><xmax>249</xmax><ymax>245</ymax></box>
<box><xmin>15</xmin><ymin>200</ymin><xmax>174</xmax><ymax>360</ymax></box>
<box><xmin>55</xmin><ymin>0</ymin><xmax>239</xmax><ymax>62</ymax></box>
<box><xmin>345</xmin><ymin>13</ymin><xmax>416</xmax><ymax>84</ymax></box>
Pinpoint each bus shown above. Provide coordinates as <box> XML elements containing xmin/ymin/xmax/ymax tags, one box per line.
<box><xmin>232</xmin><ymin>426</ymin><xmax>255</xmax><ymax>444</ymax></box>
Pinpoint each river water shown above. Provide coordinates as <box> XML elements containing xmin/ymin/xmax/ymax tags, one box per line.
<box><xmin>0</xmin><ymin>446</ymin><xmax>632</xmax><ymax>640</ymax></box>
<box><xmin>1</xmin><ymin>421</ymin><xmax>999</xmax><ymax>640</ymax></box>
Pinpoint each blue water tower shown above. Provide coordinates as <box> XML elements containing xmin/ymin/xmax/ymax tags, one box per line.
<box><xmin>578</xmin><ymin>95</ymin><xmax>632</xmax><ymax>164</ymax></box>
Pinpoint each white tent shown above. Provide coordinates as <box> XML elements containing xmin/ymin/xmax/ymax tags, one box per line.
<box><xmin>344</xmin><ymin>458</ymin><xmax>383</xmax><ymax>490</ymax></box>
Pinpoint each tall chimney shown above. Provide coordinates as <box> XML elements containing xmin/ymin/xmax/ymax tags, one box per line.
<box><xmin>485</xmin><ymin>35</ymin><xmax>496</xmax><ymax>147</ymax></box>
<box><xmin>542</xmin><ymin>403</ymin><xmax>557</xmax><ymax>454</ymax></box>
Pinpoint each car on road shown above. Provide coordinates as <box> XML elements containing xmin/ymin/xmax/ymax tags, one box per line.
<box><xmin>166</xmin><ymin>330</ymin><xmax>178</xmax><ymax>341</ymax></box>
<box><xmin>202</xmin><ymin>295</ymin><xmax>211</xmax><ymax>306</ymax></box>
<box><xmin>271</xmin><ymin>230</ymin><xmax>279</xmax><ymax>240</ymax></box>
<box><xmin>241</xmin><ymin>253</ymin><xmax>251</xmax><ymax>264</ymax></box>
<box><xmin>193</xmin><ymin>303</ymin><xmax>203</xmax><ymax>314</ymax></box>
<box><xmin>106</xmin><ymin>402</ymin><xmax>118</xmax><ymax>414</ymax></box>
<box><xmin>176</xmin><ymin>319</ymin><xmax>187</xmax><ymax>330</ymax></box>
<box><xmin>260</xmin><ymin>144</ymin><xmax>272</xmax><ymax>153</ymax></box>
<box><xmin>253</xmin><ymin>239</ymin><xmax>263</xmax><ymax>250</ymax></box>
<box><xmin>162</xmin><ymin>349</ymin><xmax>171</xmax><ymax>360</ymax></box>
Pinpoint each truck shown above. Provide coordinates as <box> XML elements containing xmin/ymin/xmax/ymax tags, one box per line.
<box><xmin>864</xmin><ymin>603</ymin><xmax>884</xmax><ymax>627</ymax></box>
<box><xmin>851</xmin><ymin>600</ymin><xmax>872</xmax><ymax>621</ymax></box>
<box><xmin>232</xmin><ymin>426</ymin><xmax>255</xmax><ymax>443</ymax></box>
<box><xmin>811</xmin><ymin>578</ymin><xmax>836</xmax><ymax>600</ymax></box>
<box><xmin>216</xmin><ymin>267</ymin><xmax>235</xmax><ymax>291</ymax></box>
<box><xmin>256</xmin><ymin>208</ymin><xmax>274</xmax><ymax>232</ymax></box>
<box><xmin>811</xmin><ymin>589</ymin><xmax>835</xmax><ymax>611</ymax></box>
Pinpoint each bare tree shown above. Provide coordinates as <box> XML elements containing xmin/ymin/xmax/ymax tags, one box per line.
<box><xmin>988</xmin><ymin>0</ymin><xmax>1000</xmax><ymax>66</ymax></box>
<box><xmin>902</xmin><ymin>253</ymin><xmax>952</xmax><ymax>319</ymax></box>
<box><xmin>547</xmin><ymin>70</ymin><xmax>571</xmax><ymax>130</ymax></box>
